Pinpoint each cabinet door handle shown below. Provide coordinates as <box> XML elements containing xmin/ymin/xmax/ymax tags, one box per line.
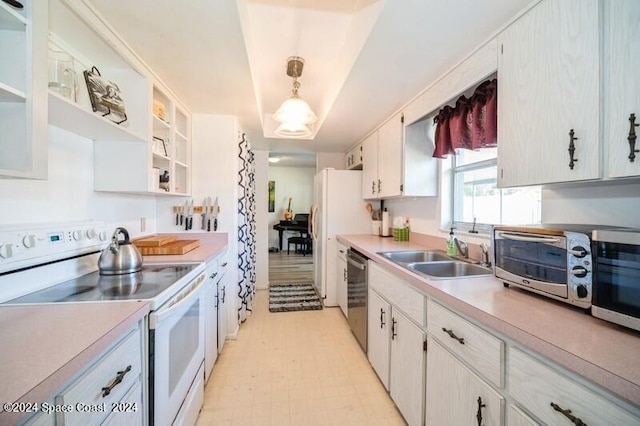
<box><xmin>372</xmin><ymin>181</ymin><xmax>376</xmax><ymax>195</ymax></box>
<box><xmin>377</xmin><ymin>179</ymin><xmax>381</xmax><ymax>194</ymax></box>
<box><xmin>343</xmin><ymin>268</ymin><xmax>347</xmax><ymax>280</ymax></box>
<box><xmin>101</xmin><ymin>365</ymin><xmax>132</xmax><ymax>397</ymax></box>
<box><xmin>628</xmin><ymin>113</ymin><xmax>639</xmax><ymax>162</ymax></box>
<box><xmin>222</xmin><ymin>286</ymin><xmax>226</xmax><ymax>303</ymax></box>
<box><xmin>568</xmin><ymin>129</ymin><xmax>578</xmax><ymax>170</ymax></box>
<box><xmin>442</xmin><ymin>327</ymin><xmax>465</xmax><ymax>344</ymax></box>
<box><xmin>391</xmin><ymin>317</ymin><xmax>397</xmax><ymax>340</ymax></box>
<box><xmin>476</xmin><ymin>396</ymin><xmax>486</xmax><ymax>426</ymax></box>
<box><xmin>380</xmin><ymin>308</ymin><xmax>386</xmax><ymax>329</ymax></box>
<box><xmin>550</xmin><ymin>402</ymin><xmax>587</xmax><ymax>426</ymax></box>
<box><xmin>221</xmin><ymin>262</ymin><xmax>228</xmax><ymax>267</ymax></box>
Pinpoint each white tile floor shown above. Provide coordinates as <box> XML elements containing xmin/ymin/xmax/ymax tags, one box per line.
<box><xmin>196</xmin><ymin>289</ymin><xmax>406</xmax><ymax>426</ymax></box>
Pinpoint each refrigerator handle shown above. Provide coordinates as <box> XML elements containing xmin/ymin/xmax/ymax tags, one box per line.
<box><xmin>311</xmin><ymin>204</ymin><xmax>318</xmax><ymax>241</ymax></box>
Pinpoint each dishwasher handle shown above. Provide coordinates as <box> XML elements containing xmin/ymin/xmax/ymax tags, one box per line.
<box><xmin>347</xmin><ymin>257</ymin><xmax>366</xmax><ymax>270</ymax></box>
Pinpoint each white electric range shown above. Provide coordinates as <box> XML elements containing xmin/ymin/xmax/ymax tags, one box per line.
<box><xmin>0</xmin><ymin>222</ymin><xmax>207</xmax><ymax>426</ymax></box>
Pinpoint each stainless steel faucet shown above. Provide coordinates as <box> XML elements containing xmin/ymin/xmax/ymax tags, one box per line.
<box><xmin>480</xmin><ymin>243</ymin><xmax>491</xmax><ymax>267</ymax></box>
<box><xmin>453</xmin><ymin>237</ymin><xmax>468</xmax><ymax>258</ymax></box>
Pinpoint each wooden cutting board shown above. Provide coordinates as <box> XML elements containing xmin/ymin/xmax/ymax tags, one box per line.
<box><xmin>136</xmin><ymin>240</ymin><xmax>200</xmax><ymax>255</ymax></box>
<box><xmin>133</xmin><ymin>235</ymin><xmax>178</xmax><ymax>247</ymax></box>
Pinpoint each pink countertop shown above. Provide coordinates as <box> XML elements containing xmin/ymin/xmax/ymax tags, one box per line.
<box><xmin>0</xmin><ymin>301</ymin><xmax>150</xmax><ymax>424</ymax></box>
<box><xmin>140</xmin><ymin>232</ymin><xmax>228</xmax><ymax>264</ymax></box>
<box><xmin>339</xmin><ymin>234</ymin><xmax>640</xmax><ymax>407</ymax></box>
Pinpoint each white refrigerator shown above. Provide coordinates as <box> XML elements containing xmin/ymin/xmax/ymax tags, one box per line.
<box><xmin>312</xmin><ymin>169</ymin><xmax>372</xmax><ymax>306</ymax></box>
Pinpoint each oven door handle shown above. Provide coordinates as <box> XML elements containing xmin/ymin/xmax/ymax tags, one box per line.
<box><xmin>149</xmin><ymin>275</ymin><xmax>205</xmax><ymax>329</ymax></box>
<box><xmin>497</xmin><ymin>232</ymin><xmax>560</xmax><ymax>244</ymax></box>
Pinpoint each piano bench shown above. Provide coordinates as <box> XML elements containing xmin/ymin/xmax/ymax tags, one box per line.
<box><xmin>288</xmin><ymin>236</ymin><xmax>312</xmax><ymax>255</ymax></box>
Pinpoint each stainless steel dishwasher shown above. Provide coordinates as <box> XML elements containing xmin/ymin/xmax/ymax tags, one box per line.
<box><xmin>347</xmin><ymin>248</ymin><xmax>368</xmax><ymax>352</ymax></box>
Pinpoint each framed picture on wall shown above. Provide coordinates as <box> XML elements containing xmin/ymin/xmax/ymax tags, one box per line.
<box><xmin>268</xmin><ymin>181</ymin><xmax>275</xmax><ymax>212</ymax></box>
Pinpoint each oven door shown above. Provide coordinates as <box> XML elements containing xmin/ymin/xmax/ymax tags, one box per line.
<box><xmin>592</xmin><ymin>237</ymin><xmax>640</xmax><ymax>331</ymax></box>
<box><xmin>149</xmin><ymin>275</ymin><xmax>205</xmax><ymax>425</ymax></box>
<box><xmin>493</xmin><ymin>230</ymin><xmax>569</xmax><ymax>298</ymax></box>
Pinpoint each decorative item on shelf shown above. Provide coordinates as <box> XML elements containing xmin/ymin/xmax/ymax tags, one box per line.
<box><xmin>83</xmin><ymin>66</ymin><xmax>128</xmax><ymax>125</ymax></box>
<box><xmin>152</xmin><ymin>136</ymin><xmax>168</xmax><ymax>157</ymax></box>
<box><xmin>159</xmin><ymin>170</ymin><xmax>170</xmax><ymax>191</ymax></box>
<box><xmin>48</xmin><ymin>48</ymin><xmax>77</xmax><ymax>102</ymax></box>
<box><xmin>283</xmin><ymin>197</ymin><xmax>293</xmax><ymax>220</ymax></box>
<box><xmin>272</xmin><ymin>56</ymin><xmax>317</xmax><ymax>138</ymax></box>
<box><xmin>153</xmin><ymin>99</ymin><xmax>167</xmax><ymax>121</ymax></box>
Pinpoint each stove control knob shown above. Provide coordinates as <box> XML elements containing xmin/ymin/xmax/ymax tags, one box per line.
<box><xmin>22</xmin><ymin>234</ymin><xmax>37</xmax><ymax>249</ymax></box>
<box><xmin>571</xmin><ymin>265</ymin><xmax>588</xmax><ymax>278</ymax></box>
<box><xmin>86</xmin><ymin>229</ymin><xmax>98</xmax><ymax>240</ymax></box>
<box><xmin>569</xmin><ymin>246</ymin><xmax>588</xmax><ymax>258</ymax></box>
<box><xmin>576</xmin><ymin>284</ymin><xmax>588</xmax><ymax>299</ymax></box>
<box><xmin>98</xmin><ymin>231</ymin><xmax>108</xmax><ymax>241</ymax></box>
<box><xmin>0</xmin><ymin>244</ymin><xmax>13</xmax><ymax>259</ymax></box>
<box><xmin>72</xmin><ymin>230</ymin><xmax>83</xmax><ymax>241</ymax></box>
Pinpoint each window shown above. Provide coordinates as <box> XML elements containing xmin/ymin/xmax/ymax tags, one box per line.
<box><xmin>452</xmin><ymin>148</ymin><xmax>541</xmax><ymax>231</ymax></box>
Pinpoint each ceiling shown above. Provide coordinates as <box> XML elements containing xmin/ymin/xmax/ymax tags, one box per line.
<box><xmin>87</xmin><ymin>0</ymin><xmax>533</xmax><ymax>165</ymax></box>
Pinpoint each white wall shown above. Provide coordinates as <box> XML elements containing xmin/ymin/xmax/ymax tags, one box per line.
<box><xmin>317</xmin><ymin>152</ymin><xmax>344</xmax><ymax>171</ymax></box>
<box><xmin>267</xmin><ymin>166</ymin><xmax>315</xmax><ymax>249</ymax></box>
<box><xmin>0</xmin><ymin>125</ymin><xmax>156</xmax><ymax>234</ymax></box>
<box><xmin>541</xmin><ymin>181</ymin><xmax>640</xmax><ymax>228</ymax></box>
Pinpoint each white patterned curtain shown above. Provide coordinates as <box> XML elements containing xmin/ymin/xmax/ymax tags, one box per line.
<box><xmin>237</xmin><ymin>132</ymin><xmax>256</xmax><ymax>323</ymax></box>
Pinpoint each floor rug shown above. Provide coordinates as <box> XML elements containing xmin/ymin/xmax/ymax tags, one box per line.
<box><xmin>269</xmin><ymin>283</ymin><xmax>323</xmax><ymax>312</ymax></box>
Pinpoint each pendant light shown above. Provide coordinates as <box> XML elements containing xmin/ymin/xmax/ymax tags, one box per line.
<box><xmin>273</xmin><ymin>56</ymin><xmax>317</xmax><ymax>138</ymax></box>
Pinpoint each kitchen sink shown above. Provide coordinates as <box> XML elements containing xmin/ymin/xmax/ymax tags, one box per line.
<box><xmin>378</xmin><ymin>250</ymin><xmax>451</xmax><ymax>264</ymax></box>
<box><xmin>406</xmin><ymin>261</ymin><xmax>492</xmax><ymax>279</ymax></box>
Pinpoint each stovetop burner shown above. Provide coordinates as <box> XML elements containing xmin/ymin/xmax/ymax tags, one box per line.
<box><xmin>5</xmin><ymin>264</ymin><xmax>200</xmax><ymax>305</ymax></box>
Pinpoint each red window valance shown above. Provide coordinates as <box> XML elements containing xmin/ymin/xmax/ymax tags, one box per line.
<box><xmin>433</xmin><ymin>78</ymin><xmax>497</xmax><ymax>158</ymax></box>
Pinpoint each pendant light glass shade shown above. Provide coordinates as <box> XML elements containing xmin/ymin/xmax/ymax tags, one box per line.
<box><xmin>273</xmin><ymin>56</ymin><xmax>317</xmax><ymax>138</ymax></box>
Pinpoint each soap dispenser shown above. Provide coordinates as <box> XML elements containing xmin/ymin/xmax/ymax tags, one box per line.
<box><xmin>446</xmin><ymin>227</ymin><xmax>458</xmax><ymax>256</ymax></box>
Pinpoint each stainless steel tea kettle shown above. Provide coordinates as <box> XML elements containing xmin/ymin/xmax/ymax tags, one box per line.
<box><xmin>98</xmin><ymin>227</ymin><xmax>143</xmax><ymax>275</ymax></box>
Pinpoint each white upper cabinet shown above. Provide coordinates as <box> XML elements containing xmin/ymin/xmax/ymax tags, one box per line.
<box><xmin>497</xmin><ymin>0</ymin><xmax>601</xmax><ymax>187</ymax></box>
<box><xmin>361</xmin><ymin>130</ymin><xmax>379</xmax><ymax>199</ymax></box>
<box><xmin>47</xmin><ymin>0</ymin><xmax>191</xmax><ymax>195</ymax></box>
<box><xmin>0</xmin><ymin>0</ymin><xmax>48</xmax><ymax>179</ymax></box>
<box><xmin>345</xmin><ymin>142</ymin><xmax>362</xmax><ymax>170</ymax></box>
<box><xmin>361</xmin><ymin>111</ymin><xmax>437</xmax><ymax>200</ymax></box>
<box><xmin>377</xmin><ymin>112</ymin><xmax>404</xmax><ymax>198</ymax></box>
<box><xmin>604</xmin><ymin>0</ymin><xmax>640</xmax><ymax>178</ymax></box>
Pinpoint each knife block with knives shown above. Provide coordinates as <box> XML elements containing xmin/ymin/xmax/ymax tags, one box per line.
<box><xmin>172</xmin><ymin>197</ymin><xmax>219</xmax><ymax>231</ymax></box>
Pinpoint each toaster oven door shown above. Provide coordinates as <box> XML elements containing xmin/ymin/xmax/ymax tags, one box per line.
<box><xmin>494</xmin><ymin>231</ymin><xmax>569</xmax><ymax>298</ymax></box>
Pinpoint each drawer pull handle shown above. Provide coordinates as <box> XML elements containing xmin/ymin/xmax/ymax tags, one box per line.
<box><xmin>391</xmin><ymin>318</ymin><xmax>397</xmax><ymax>340</ymax></box>
<box><xmin>222</xmin><ymin>286</ymin><xmax>226</xmax><ymax>303</ymax></box>
<box><xmin>550</xmin><ymin>402</ymin><xmax>587</xmax><ymax>426</ymax></box>
<box><xmin>380</xmin><ymin>308</ymin><xmax>386</xmax><ymax>329</ymax></box>
<box><xmin>101</xmin><ymin>365</ymin><xmax>132</xmax><ymax>397</ymax></box>
<box><xmin>442</xmin><ymin>327</ymin><xmax>465</xmax><ymax>344</ymax></box>
<box><xmin>221</xmin><ymin>262</ymin><xmax>228</xmax><ymax>267</ymax></box>
<box><xmin>476</xmin><ymin>396</ymin><xmax>486</xmax><ymax>426</ymax></box>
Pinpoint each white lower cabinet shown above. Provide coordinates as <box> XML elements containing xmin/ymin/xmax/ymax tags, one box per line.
<box><xmin>426</xmin><ymin>338</ymin><xmax>504</xmax><ymax>425</ymax></box>
<box><xmin>336</xmin><ymin>242</ymin><xmax>348</xmax><ymax>317</ymax></box>
<box><xmin>204</xmin><ymin>259</ymin><xmax>219</xmax><ymax>383</ymax></box>
<box><xmin>368</xmin><ymin>289</ymin><xmax>391</xmax><ymax>390</ymax></box>
<box><xmin>508</xmin><ymin>404</ymin><xmax>539</xmax><ymax>426</ymax></box>
<box><xmin>23</xmin><ymin>321</ymin><xmax>145</xmax><ymax>426</ymax></box>
<box><xmin>389</xmin><ymin>309</ymin><xmax>425</xmax><ymax>426</ymax></box>
<box><xmin>367</xmin><ymin>287</ymin><xmax>425</xmax><ymax>426</ymax></box>
<box><xmin>217</xmin><ymin>254</ymin><xmax>229</xmax><ymax>354</ymax></box>
<box><xmin>509</xmin><ymin>347</ymin><xmax>639</xmax><ymax>426</ymax></box>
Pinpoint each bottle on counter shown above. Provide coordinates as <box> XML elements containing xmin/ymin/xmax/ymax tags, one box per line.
<box><xmin>446</xmin><ymin>227</ymin><xmax>458</xmax><ymax>256</ymax></box>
